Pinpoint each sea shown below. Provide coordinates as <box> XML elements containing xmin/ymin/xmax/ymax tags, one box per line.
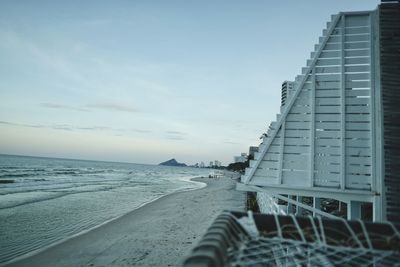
<box><xmin>0</xmin><ymin>154</ymin><xmax>210</xmax><ymax>265</ymax></box>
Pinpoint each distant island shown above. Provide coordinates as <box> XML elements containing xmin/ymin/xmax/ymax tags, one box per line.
<box><xmin>159</xmin><ymin>158</ymin><xmax>187</xmax><ymax>167</ymax></box>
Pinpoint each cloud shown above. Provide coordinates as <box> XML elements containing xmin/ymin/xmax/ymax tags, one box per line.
<box><xmin>0</xmin><ymin>120</ymin><xmax>156</xmax><ymax>141</ymax></box>
<box><xmin>40</xmin><ymin>102</ymin><xmax>139</xmax><ymax>113</ymax></box>
<box><xmin>224</xmin><ymin>141</ymin><xmax>240</xmax><ymax>145</ymax></box>
<box><xmin>86</xmin><ymin>103</ymin><xmax>138</xmax><ymax>113</ymax></box>
<box><xmin>41</xmin><ymin>103</ymin><xmax>89</xmax><ymax>112</ymax></box>
<box><xmin>0</xmin><ymin>120</ymin><xmax>45</xmax><ymax>128</ymax></box>
<box><xmin>165</xmin><ymin>136</ymin><xmax>185</xmax><ymax>140</ymax></box>
<box><xmin>166</xmin><ymin>130</ymin><xmax>187</xmax><ymax>135</ymax></box>
<box><xmin>131</xmin><ymin>129</ymin><xmax>152</xmax><ymax>133</ymax></box>
<box><xmin>76</xmin><ymin>126</ymin><xmax>111</xmax><ymax>131</ymax></box>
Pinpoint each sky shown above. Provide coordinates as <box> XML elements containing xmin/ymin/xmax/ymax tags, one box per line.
<box><xmin>0</xmin><ymin>0</ymin><xmax>380</xmax><ymax>165</ymax></box>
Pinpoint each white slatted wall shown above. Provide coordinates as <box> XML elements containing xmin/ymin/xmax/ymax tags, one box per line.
<box><xmin>242</xmin><ymin>12</ymin><xmax>375</xmax><ymax>193</ymax></box>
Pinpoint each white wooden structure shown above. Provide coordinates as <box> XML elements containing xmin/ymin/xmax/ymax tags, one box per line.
<box><xmin>238</xmin><ymin>3</ymin><xmax>400</xmax><ymax>222</ymax></box>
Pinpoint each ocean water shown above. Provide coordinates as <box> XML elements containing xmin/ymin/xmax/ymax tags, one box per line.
<box><xmin>0</xmin><ymin>154</ymin><xmax>209</xmax><ymax>265</ymax></box>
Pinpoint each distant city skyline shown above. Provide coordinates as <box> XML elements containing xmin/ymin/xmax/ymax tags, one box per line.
<box><xmin>0</xmin><ymin>0</ymin><xmax>379</xmax><ymax>165</ymax></box>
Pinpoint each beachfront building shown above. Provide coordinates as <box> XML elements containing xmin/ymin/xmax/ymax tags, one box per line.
<box><xmin>280</xmin><ymin>81</ymin><xmax>296</xmax><ymax>108</ymax></box>
<box><xmin>238</xmin><ymin>2</ymin><xmax>400</xmax><ymax>223</ymax></box>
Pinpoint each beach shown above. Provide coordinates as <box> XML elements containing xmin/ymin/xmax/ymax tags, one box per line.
<box><xmin>6</xmin><ymin>175</ymin><xmax>244</xmax><ymax>267</ymax></box>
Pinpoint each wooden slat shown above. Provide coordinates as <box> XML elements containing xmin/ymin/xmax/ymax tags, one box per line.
<box><xmin>314</xmin><ymin>162</ymin><xmax>340</xmax><ymax>172</ymax></box>
<box><xmin>314</xmin><ymin>172</ymin><xmax>340</xmax><ymax>182</ymax></box>
<box><xmin>315</xmin><ymin>58</ymin><xmax>341</xmax><ymax>66</ymax></box>
<box><xmin>284</xmin><ymin>137</ymin><xmax>311</xmax><ymax>146</ymax></box>
<box><xmin>315</xmin><ymin>81</ymin><xmax>341</xmax><ymax>90</ymax></box>
<box><xmin>315</xmin><ymin>146</ymin><xmax>341</xmax><ymax>154</ymax></box>
<box><xmin>345</xmin><ymin>57</ymin><xmax>370</xmax><ymax>65</ymax></box>
<box><xmin>345</xmin><ymin>114</ymin><xmax>371</xmax><ymax>122</ymax></box>
<box><xmin>316</xmin><ymin>89</ymin><xmax>341</xmax><ymax>97</ymax></box>
<box><xmin>345</xmin><ymin>49</ymin><xmax>370</xmax><ymax>57</ymax></box>
<box><xmin>282</xmin><ymin>160</ymin><xmax>309</xmax><ymax>170</ymax></box>
<box><xmin>285</xmin><ymin>121</ymin><xmax>311</xmax><ymax>129</ymax></box>
<box><xmin>315</xmin><ymin>113</ymin><xmax>341</xmax><ymax>122</ymax></box>
<box><xmin>259</xmin><ymin>160</ymin><xmax>279</xmax><ymax>169</ymax></box>
<box><xmin>255</xmin><ymin>168</ymin><xmax>279</xmax><ymax>178</ymax></box>
<box><xmin>315</xmin><ymin>130</ymin><xmax>341</xmax><ymax>138</ymax></box>
<box><xmin>286</xmin><ymin>114</ymin><xmax>311</xmax><ymax>121</ymax></box>
<box><xmin>284</xmin><ymin>145</ymin><xmax>311</xmax><ymax>154</ymax></box>
<box><xmin>282</xmin><ymin>170</ymin><xmax>310</xmax><ymax>186</ymax></box>
<box><xmin>315</xmin><ymin>154</ymin><xmax>341</xmax><ymax>164</ymax></box>
<box><xmin>345</xmin><ymin>15</ymin><xmax>369</xmax><ymax>27</ymax></box>
<box><xmin>346</xmin><ymin>105</ymin><xmax>370</xmax><ymax>113</ymax></box>
<box><xmin>346</xmin><ymin>80</ymin><xmax>370</xmax><ymax>88</ymax></box>
<box><xmin>345</xmin><ymin>138</ymin><xmax>371</xmax><ymax>147</ymax></box>
<box><xmin>346</xmin><ymin>155</ymin><xmax>371</xmax><ymax>165</ymax></box>
<box><xmin>345</xmin><ymin>65</ymin><xmax>370</xmax><ymax>73</ymax></box>
<box><xmin>289</xmin><ymin>106</ymin><xmax>311</xmax><ymax>113</ymax></box>
<box><xmin>345</xmin><ymin>42</ymin><xmax>370</xmax><ymax>50</ymax></box>
<box><xmin>315</xmin><ymin>137</ymin><xmax>341</xmax><ymax>146</ymax></box>
<box><xmin>346</xmin><ymin>147</ymin><xmax>372</xmax><ymax>156</ymax></box>
<box><xmin>345</xmin><ymin>122</ymin><xmax>371</xmax><ymax>131</ymax></box>
<box><xmin>316</xmin><ymin>121</ymin><xmax>341</xmax><ymax>129</ymax></box>
<box><xmin>347</xmin><ymin>164</ymin><xmax>372</xmax><ymax>175</ymax></box>
<box><xmin>345</xmin><ymin>27</ymin><xmax>370</xmax><ymax>34</ymax></box>
<box><xmin>250</xmin><ymin>176</ymin><xmax>279</xmax><ymax>185</ymax></box>
<box><xmin>345</xmin><ymin>89</ymin><xmax>371</xmax><ymax>97</ymax></box>
<box><xmin>346</xmin><ymin>130</ymin><xmax>371</xmax><ymax>139</ymax></box>
<box><xmin>346</xmin><ymin>73</ymin><xmax>370</xmax><ymax>81</ymax></box>
<box><xmin>311</xmin><ymin>51</ymin><xmax>341</xmax><ymax>59</ymax></box>
<box><xmin>315</xmin><ymin>105</ymin><xmax>341</xmax><ymax>113</ymax></box>
<box><xmin>316</xmin><ymin>97</ymin><xmax>341</xmax><ymax>105</ymax></box>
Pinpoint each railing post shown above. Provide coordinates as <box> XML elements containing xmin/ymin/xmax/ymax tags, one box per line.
<box><xmin>347</xmin><ymin>201</ymin><xmax>362</xmax><ymax>220</ymax></box>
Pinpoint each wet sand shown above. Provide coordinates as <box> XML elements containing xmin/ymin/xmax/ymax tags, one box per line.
<box><xmin>6</xmin><ymin>175</ymin><xmax>244</xmax><ymax>267</ymax></box>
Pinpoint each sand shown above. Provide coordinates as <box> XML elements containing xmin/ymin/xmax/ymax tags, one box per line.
<box><xmin>6</xmin><ymin>175</ymin><xmax>245</xmax><ymax>267</ymax></box>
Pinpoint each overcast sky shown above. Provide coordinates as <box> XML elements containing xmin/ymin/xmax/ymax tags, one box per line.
<box><xmin>0</xmin><ymin>0</ymin><xmax>379</xmax><ymax>165</ymax></box>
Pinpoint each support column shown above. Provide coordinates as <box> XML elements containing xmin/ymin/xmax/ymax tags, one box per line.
<box><xmin>296</xmin><ymin>196</ymin><xmax>303</xmax><ymax>216</ymax></box>
<box><xmin>287</xmin><ymin>195</ymin><xmax>294</xmax><ymax>214</ymax></box>
<box><xmin>313</xmin><ymin>197</ymin><xmax>322</xmax><ymax>217</ymax></box>
<box><xmin>347</xmin><ymin>201</ymin><xmax>362</xmax><ymax>220</ymax></box>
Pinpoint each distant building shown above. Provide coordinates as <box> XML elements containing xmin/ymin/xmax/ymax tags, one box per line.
<box><xmin>209</xmin><ymin>161</ymin><xmax>213</xmax><ymax>167</ymax></box>
<box><xmin>200</xmin><ymin>162</ymin><xmax>205</xmax><ymax>168</ymax></box>
<box><xmin>234</xmin><ymin>153</ymin><xmax>247</xmax><ymax>163</ymax></box>
<box><xmin>214</xmin><ymin>160</ymin><xmax>221</xmax><ymax>167</ymax></box>
<box><xmin>249</xmin><ymin>146</ymin><xmax>258</xmax><ymax>158</ymax></box>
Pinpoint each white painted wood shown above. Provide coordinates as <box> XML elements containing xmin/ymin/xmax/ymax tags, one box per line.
<box><xmin>345</xmin><ymin>89</ymin><xmax>370</xmax><ymax>97</ymax></box>
<box><xmin>345</xmin><ymin>15</ymin><xmax>369</xmax><ymax>27</ymax></box>
<box><xmin>285</xmin><ymin>121</ymin><xmax>311</xmax><ymax>129</ymax></box>
<box><xmin>284</xmin><ymin>129</ymin><xmax>310</xmax><ymax>138</ymax></box>
<box><xmin>241</xmin><ymin>10</ymin><xmax>380</xmax><ymax>219</ymax></box>
<box><xmin>345</xmin><ymin>49</ymin><xmax>370</xmax><ymax>57</ymax></box>
<box><xmin>283</xmin><ymin>160</ymin><xmax>310</xmax><ymax>170</ymax></box>
<box><xmin>283</xmin><ymin>137</ymin><xmax>310</xmax><ymax>146</ymax></box>
<box><xmin>237</xmin><ymin>183</ymin><xmax>375</xmax><ymax>203</ymax></box>
<box><xmin>259</xmin><ymin>160</ymin><xmax>279</xmax><ymax>169</ymax></box>
<box><xmin>314</xmin><ymin>58</ymin><xmax>341</xmax><ymax>66</ymax></box>
<box><xmin>316</xmin><ymin>89</ymin><xmax>341</xmax><ymax>97</ymax></box>
<box><xmin>315</xmin><ymin>138</ymin><xmax>341</xmax><ymax>146</ymax></box>
<box><xmin>345</xmin><ymin>122</ymin><xmax>371</xmax><ymax>130</ymax></box>
<box><xmin>345</xmin><ymin>27</ymin><xmax>370</xmax><ymax>34</ymax></box>
<box><xmin>347</xmin><ymin>201</ymin><xmax>362</xmax><ymax>220</ymax></box>
<box><xmin>345</xmin><ymin>57</ymin><xmax>370</xmax><ymax>65</ymax></box>
<box><xmin>316</xmin><ymin>97</ymin><xmax>341</xmax><ymax>105</ymax></box>
<box><xmin>289</xmin><ymin>106</ymin><xmax>311</xmax><ymax>113</ymax></box>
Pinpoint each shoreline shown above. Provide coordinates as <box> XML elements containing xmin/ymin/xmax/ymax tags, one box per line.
<box><xmin>5</xmin><ymin>174</ymin><xmax>244</xmax><ymax>267</ymax></box>
<box><xmin>2</xmin><ymin>176</ymin><xmax>208</xmax><ymax>267</ymax></box>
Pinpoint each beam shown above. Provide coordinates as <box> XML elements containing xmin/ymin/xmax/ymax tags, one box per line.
<box><xmin>236</xmin><ymin>183</ymin><xmax>376</xmax><ymax>203</ymax></box>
